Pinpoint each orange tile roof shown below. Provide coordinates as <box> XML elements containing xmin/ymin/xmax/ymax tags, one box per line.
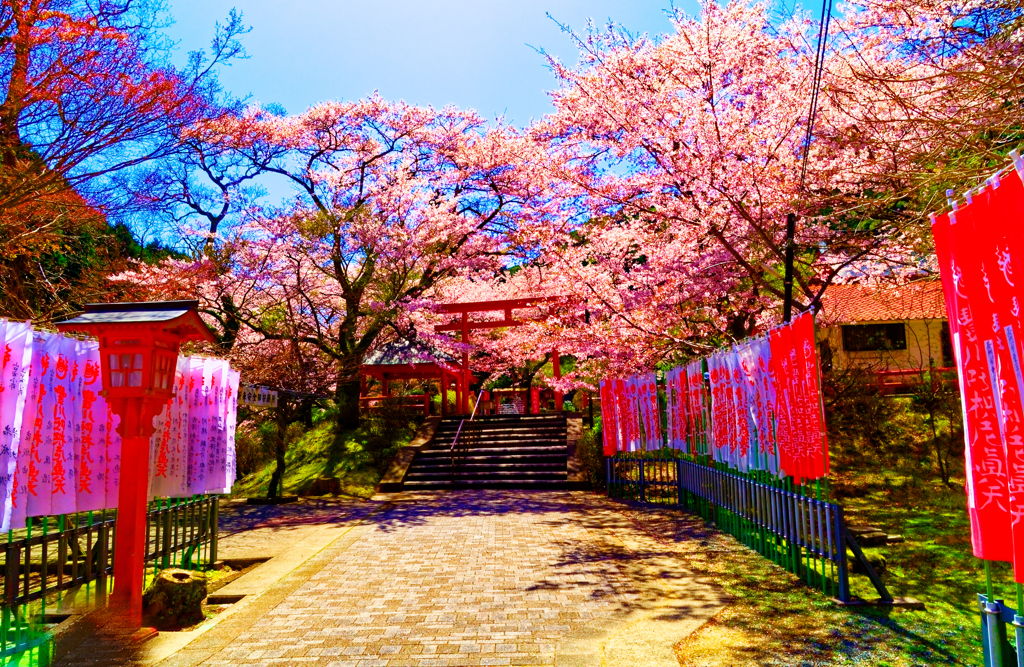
<box><xmin>817</xmin><ymin>280</ymin><xmax>947</xmax><ymax>324</ymax></box>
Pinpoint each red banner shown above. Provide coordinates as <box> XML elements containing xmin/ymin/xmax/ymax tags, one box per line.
<box><xmin>770</xmin><ymin>325</ymin><xmax>796</xmax><ymax>480</ymax></box>
<box><xmin>684</xmin><ymin>361</ymin><xmax>703</xmax><ymax>455</ymax></box>
<box><xmin>792</xmin><ymin>312</ymin><xmax>828</xmax><ymax>480</ymax></box>
<box><xmin>974</xmin><ymin>178</ymin><xmax>1024</xmax><ymax>579</ymax></box>
<box><xmin>600</xmin><ymin>380</ymin><xmax>617</xmax><ymax>456</ymax></box>
<box><xmin>934</xmin><ymin>206</ymin><xmax>1013</xmax><ymax>561</ymax></box>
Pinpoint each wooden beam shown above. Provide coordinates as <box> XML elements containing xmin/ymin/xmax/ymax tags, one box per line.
<box><xmin>434</xmin><ymin>318</ymin><xmax>522</xmax><ymax>332</ymax></box>
<box><xmin>433</xmin><ymin>296</ymin><xmax>564</xmax><ymax>314</ymax></box>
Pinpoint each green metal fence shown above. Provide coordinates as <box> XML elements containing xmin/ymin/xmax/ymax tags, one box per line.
<box><xmin>0</xmin><ymin>495</ymin><xmax>219</xmax><ymax>663</ymax></box>
<box><xmin>607</xmin><ymin>456</ymin><xmax>890</xmax><ymax>604</ymax></box>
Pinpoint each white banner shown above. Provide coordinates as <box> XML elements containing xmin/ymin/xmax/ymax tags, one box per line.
<box><xmin>0</xmin><ymin>324</ymin><xmax>242</xmax><ymax>522</ymax></box>
<box><xmin>0</xmin><ymin>322</ymin><xmax>32</xmax><ymax>531</ymax></box>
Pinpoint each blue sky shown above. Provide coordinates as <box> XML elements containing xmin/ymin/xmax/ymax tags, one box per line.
<box><xmin>164</xmin><ymin>0</ymin><xmax>702</xmax><ymax>127</ymax></box>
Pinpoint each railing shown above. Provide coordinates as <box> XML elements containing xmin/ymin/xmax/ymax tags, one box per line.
<box><xmin>450</xmin><ymin>392</ymin><xmax>484</xmax><ymax>485</ymax></box>
<box><xmin>874</xmin><ymin>367</ymin><xmax>957</xmax><ymax>396</ymax></box>
<box><xmin>359</xmin><ymin>394</ymin><xmax>430</xmax><ymax>416</ymax></box>
<box><xmin>607</xmin><ymin>457</ymin><xmax>891</xmax><ymax>604</ymax></box>
<box><xmin>0</xmin><ymin>495</ymin><xmax>218</xmax><ymax>659</ymax></box>
<box><xmin>978</xmin><ymin>594</ymin><xmax>1024</xmax><ymax>667</ymax></box>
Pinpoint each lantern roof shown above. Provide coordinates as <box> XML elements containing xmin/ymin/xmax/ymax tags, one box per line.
<box><xmin>56</xmin><ymin>300</ymin><xmax>217</xmax><ymax>343</ymax></box>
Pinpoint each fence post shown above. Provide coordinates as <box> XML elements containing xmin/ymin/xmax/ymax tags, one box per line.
<box><xmin>606</xmin><ymin>459</ymin><xmax>611</xmax><ymax>497</ymax></box>
<box><xmin>209</xmin><ymin>496</ymin><xmax>219</xmax><ymax>566</ymax></box>
<box><xmin>162</xmin><ymin>500</ymin><xmax>171</xmax><ymax>569</ymax></box>
<box><xmin>981</xmin><ymin>596</ymin><xmax>1007</xmax><ymax>667</ymax></box>
<box><xmin>99</xmin><ymin>520</ymin><xmax>110</xmax><ymax>592</ymax></box>
<box><xmin>677</xmin><ymin>459</ymin><xmax>684</xmax><ymax>507</ymax></box>
<box><xmin>834</xmin><ymin>505</ymin><xmax>850</xmax><ymax>603</ymax></box>
<box><xmin>639</xmin><ymin>460</ymin><xmax>646</xmax><ymax>503</ymax></box>
<box><xmin>4</xmin><ymin>543</ymin><xmax>19</xmax><ymax>608</ymax></box>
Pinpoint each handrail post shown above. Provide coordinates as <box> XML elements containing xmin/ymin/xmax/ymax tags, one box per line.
<box><xmin>449</xmin><ymin>391</ymin><xmax>484</xmax><ymax>488</ymax></box>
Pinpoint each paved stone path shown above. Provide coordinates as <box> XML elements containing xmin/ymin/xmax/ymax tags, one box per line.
<box><xmin>215</xmin><ymin>497</ymin><xmax>379</xmax><ymax>561</ymax></box>
<box><xmin>57</xmin><ymin>491</ymin><xmax>726</xmax><ymax>667</ymax></box>
<box><xmin>214</xmin><ymin>492</ymin><xmax>642</xmax><ymax>666</ymax></box>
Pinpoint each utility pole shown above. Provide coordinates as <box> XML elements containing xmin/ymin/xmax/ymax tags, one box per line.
<box><xmin>782</xmin><ymin>212</ymin><xmax>797</xmax><ymax>323</ymax></box>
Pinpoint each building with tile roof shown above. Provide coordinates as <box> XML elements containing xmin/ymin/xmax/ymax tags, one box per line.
<box><xmin>816</xmin><ymin>279</ymin><xmax>954</xmax><ymax>394</ymax></box>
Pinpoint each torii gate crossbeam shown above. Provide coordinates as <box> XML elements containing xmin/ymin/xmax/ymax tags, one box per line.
<box><xmin>434</xmin><ymin>297</ymin><xmax>566</xmax><ymax>414</ymax></box>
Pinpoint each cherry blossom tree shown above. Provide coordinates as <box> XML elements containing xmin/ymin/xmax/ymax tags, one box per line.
<box><xmin>828</xmin><ymin>0</ymin><xmax>1024</xmax><ymax>210</ymax></box>
<box><xmin>121</xmin><ymin>0</ymin><xmax>1024</xmax><ymax>402</ymax></box>
<box><xmin>491</xmin><ymin>0</ymin><xmax>1008</xmax><ymax>376</ymax></box>
<box><xmin>120</xmin><ymin>97</ymin><xmax>564</xmax><ymax>429</ymax></box>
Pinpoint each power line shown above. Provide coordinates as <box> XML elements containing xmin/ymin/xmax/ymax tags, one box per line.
<box><xmin>784</xmin><ymin>0</ymin><xmax>834</xmax><ymax>322</ymax></box>
<box><xmin>800</xmin><ymin>0</ymin><xmax>835</xmax><ymax>186</ymax></box>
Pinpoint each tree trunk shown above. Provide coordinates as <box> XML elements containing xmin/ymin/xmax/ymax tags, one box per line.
<box><xmin>142</xmin><ymin>568</ymin><xmax>207</xmax><ymax>630</ymax></box>
<box><xmin>267</xmin><ymin>399</ymin><xmax>289</xmax><ymax>499</ymax></box>
<box><xmin>335</xmin><ymin>378</ymin><xmax>362</xmax><ymax>432</ymax></box>
<box><xmin>298</xmin><ymin>399</ymin><xmax>314</xmax><ymax>428</ymax></box>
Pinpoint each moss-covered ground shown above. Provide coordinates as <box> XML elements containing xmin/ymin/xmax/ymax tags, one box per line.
<box><xmin>231</xmin><ymin>419</ymin><xmax>415</xmax><ymax>499</ymax></box>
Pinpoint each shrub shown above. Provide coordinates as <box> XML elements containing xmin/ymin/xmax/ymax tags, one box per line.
<box><xmin>234</xmin><ymin>420</ymin><xmax>276</xmax><ymax>479</ymax></box>
<box><xmin>578</xmin><ymin>424</ymin><xmax>606</xmax><ymax>489</ymax></box>
<box><xmin>363</xmin><ymin>398</ymin><xmax>414</xmax><ymax>474</ymax></box>
<box><xmin>822</xmin><ymin>363</ymin><xmax>963</xmax><ymax>486</ymax></box>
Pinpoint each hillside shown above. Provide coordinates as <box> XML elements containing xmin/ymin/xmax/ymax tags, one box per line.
<box><xmin>231</xmin><ymin>418</ymin><xmax>416</xmax><ymax>499</ymax></box>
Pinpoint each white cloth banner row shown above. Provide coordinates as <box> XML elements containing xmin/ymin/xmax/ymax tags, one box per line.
<box><xmin>0</xmin><ymin>320</ymin><xmax>239</xmax><ymax>530</ymax></box>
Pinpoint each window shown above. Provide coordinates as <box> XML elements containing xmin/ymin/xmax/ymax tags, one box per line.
<box><xmin>941</xmin><ymin>321</ymin><xmax>954</xmax><ymax>367</ymax></box>
<box><xmin>841</xmin><ymin>323</ymin><xmax>907</xmax><ymax>352</ymax></box>
<box><xmin>819</xmin><ymin>339</ymin><xmax>833</xmax><ymax>374</ymax></box>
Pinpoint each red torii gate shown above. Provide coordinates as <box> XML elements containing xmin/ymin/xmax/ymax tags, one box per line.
<box><xmin>434</xmin><ymin>296</ymin><xmax>566</xmax><ymax>414</ymax></box>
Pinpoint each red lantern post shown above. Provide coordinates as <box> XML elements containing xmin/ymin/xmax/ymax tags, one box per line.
<box><xmin>56</xmin><ymin>301</ymin><xmax>216</xmax><ymax>626</ymax></box>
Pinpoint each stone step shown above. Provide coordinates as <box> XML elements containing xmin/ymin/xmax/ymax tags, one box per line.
<box><xmin>435</xmin><ymin>432</ymin><xmax>564</xmax><ymax>439</ymax></box>
<box><xmin>402</xmin><ymin>479</ymin><xmax>568</xmax><ymax>490</ymax></box>
<box><xmin>436</xmin><ymin>418</ymin><xmax>566</xmax><ymax>426</ymax></box>
<box><xmin>405</xmin><ymin>470</ymin><xmax>568</xmax><ymax>481</ymax></box>
<box><xmin>425</xmin><ymin>438</ymin><xmax>569</xmax><ymax>448</ymax></box>
<box><xmin>409</xmin><ymin>463</ymin><xmax>567</xmax><ymax>475</ymax></box>
<box><xmin>416</xmin><ymin>447</ymin><xmax>567</xmax><ymax>459</ymax></box>
<box><xmin>434</xmin><ymin>426</ymin><xmax>567</xmax><ymax>435</ymax></box>
<box><xmin>409</xmin><ymin>461</ymin><xmax>569</xmax><ymax>471</ymax></box>
<box><xmin>433</xmin><ymin>428</ymin><xmax>567</xmax><ymax>439</ymax></box>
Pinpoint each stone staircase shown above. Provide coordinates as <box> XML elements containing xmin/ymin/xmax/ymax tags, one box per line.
<box><xmin>401</xmin><ymin>414</ymin><xmax>569</xmax><ymax>490</ymax></box>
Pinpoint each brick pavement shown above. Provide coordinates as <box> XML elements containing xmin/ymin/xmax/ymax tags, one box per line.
<box><xmin>203</xmin><ymin>491</ymin><xmax>645</xmax><ymax>667</ymax></box>
<box><xmin>57</xmin><ymin>490</ymin><xmax>726</xmax><ymax>666</ymax></box>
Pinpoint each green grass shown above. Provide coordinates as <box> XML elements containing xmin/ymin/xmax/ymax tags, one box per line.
<box><xmin>231</xmin><ymin>419</ymin><xmax>415</xmax><ymax>499</ymax></box>
<box><xmin>639</xmin><ymin>466</ymin><xmax>991</xmax><ymax>666</ymax></box>
<box><xmin>834</xmin><ymin>470</ymin><xmax>996</xmax><ymax>665</ymax></box>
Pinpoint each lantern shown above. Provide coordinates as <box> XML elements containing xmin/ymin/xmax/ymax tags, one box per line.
<box><xmin>56</xmin><ymin>300</ymin><xmax>216</xmax><ymax>626</ymax></box>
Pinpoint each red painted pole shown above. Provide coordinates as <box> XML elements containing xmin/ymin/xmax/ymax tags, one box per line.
<box><xmin>111</xmin><ymin>436</ymin><xmax>150</xmax><ymax>624</ymax></box>
<box><xmin>461</xmin><ymin>312</ymin><xmax>470</xmax><ymax>415</ymax></box>
<box><xmin>553</xmin><ymin>348</ymin><xmax>563</xmax><ymax>411</ymax></box>
<box><xmin>108</xmin><ymin>397</ymin><xmax>162</xmax><ymax>626</ymax></box>
<box><xmin>455</xmin><ymin>377</ymin><xmax>463</xmax><ymax>417</ymax></box>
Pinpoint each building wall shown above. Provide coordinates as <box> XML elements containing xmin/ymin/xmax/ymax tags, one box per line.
<box><xmin>816</xmin><ymin>318</ymin><xmax>949</xmax><ymax>372</ymax></box>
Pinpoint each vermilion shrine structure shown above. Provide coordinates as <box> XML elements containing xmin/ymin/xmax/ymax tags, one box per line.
<box><xmin>359</xmin><ymin>340</ymin><xmax>476</xmax><ymax>418</ymax></box>
<box><xmin>358</xmin><ymin>297</ymin><xmax>567</xmax><ymax>416</ymax></box>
